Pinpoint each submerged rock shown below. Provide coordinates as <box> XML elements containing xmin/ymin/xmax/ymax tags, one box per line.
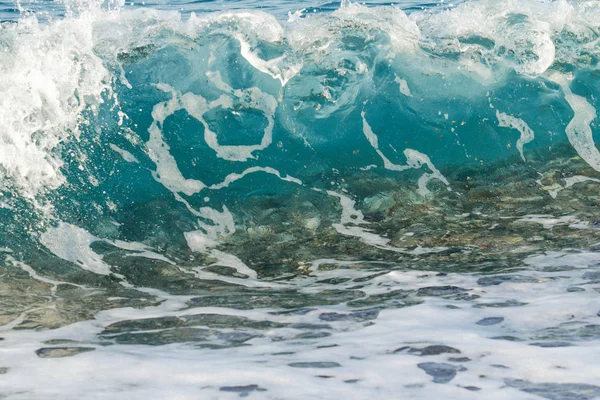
<box><xmin>529</xmin><ymin>342</ymin><xmax>573</xmax><ymax>348</ymax></box>
<box><xmin>417</xmin><ymin>362</ymin><xmax>465</xmax><ymax>384</ymax></box>
<box><xmin>288</xmin><ymin>362</ymin><xmax>341</xmax><ymax>368</ymax></box>
<box><xmin>187</xmin><ymin>289</ymin><xmax>365</xmax><ymax>310</ymax></box>
<box><xmin>474</xmin><ymin>300</ymin><xmax>527</xmax><ymax>308</ymax></box>
<box><xmin>102</xmin><ymin>314</ymin><xmax>286</xmax><ymax>335</ymax></box>
<box><xmin>219</xmin><ymin>385</ymin><xmax>267</xmax><ymax>396</ymax></box>
<box><xmin>294</xmin><ymin>331</ymin><xmax>331</xmax><ymax>339</ymax></box>
<box><xmin>448</xmin><ymin>357</ymin><xmax>471</xmax><ymax>363</ymax></box>
<box><xmin>476</xmin><ymin>317</ymin><xmax>504</xmax><ymax>326</ymax></box>
<box><xmin>101</xmin><ymin>327</ymin><xmax>256</xmax><ymax>346</ymax></box>
<box><xmin>505</xmin><ymin>379</ymin><xmax>600</xmax><ymax>400</ymax></box>
<box><xmin>35</xmin><ymin>347</ymin><xmax>95</xmax><ymax>358</ymax></box>
<box><xmin>490</xmin><ymin>335</ymin><xmax>524</xmax><ymax>342</ymax></box>
<box><xmin>416</xmin><ymin>286</ymin><xmax>468</xmax><ymax>297</ymax></box>
<box><xmin>396</xmin><ymin>345</ymin><xmax>461</xmax><ymax>356</ymax></box>
<box><xmin>43</xmin><ymin>339</ymin><xmax>81</xmax><ymax>345</ymax></box>
<box><xmin>477</xmin><ymin>275</ymin><xmax>550</xmax><ymax>286</ymax></box>
<box><xmin>582</xmin><ymin>271</ymin><xmax>600</xmax><ymax>280</ymax></box>
<box><xmin>318</xmin><ymin>309</ymin><xmax>379</xmax><ymax>322</ymax></box>
<box><xmin>531</xmin><ymin>324</ymin><xmax>600</xmax><ymax>342</ymax></box>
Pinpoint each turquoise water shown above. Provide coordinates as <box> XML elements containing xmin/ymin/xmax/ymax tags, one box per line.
<box><xmin>1</xmin><ymin>0</ymin><xmax>600</xmax><ymax>398</ymax></box>
<box><xmin>0</xmin><ymin>0</ymin><xmax>437</xmax><ymax>21</ymax></box>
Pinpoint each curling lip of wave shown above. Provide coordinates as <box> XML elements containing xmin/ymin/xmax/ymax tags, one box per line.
<box><xmin>0</xmin><ymin>0</ymin><xmax>599</xmax><ymax>198</ymax></box>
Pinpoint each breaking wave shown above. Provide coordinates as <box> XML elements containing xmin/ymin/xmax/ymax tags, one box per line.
<box><xmin>1</xmin><ymin>0</ymin><xmax>600</xmax><ymax>277</ymax></box>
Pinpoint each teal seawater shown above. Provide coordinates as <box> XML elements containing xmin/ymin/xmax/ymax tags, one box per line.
<box><xmin>2</xmin><ymin>0</ymin><xmax>599</xmax><ymax>260</ymax></box>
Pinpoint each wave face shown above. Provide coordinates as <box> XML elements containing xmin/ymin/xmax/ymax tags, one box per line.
<box><xmin>2</xmin><ymin>1</ymin><xmax>600</xmax><ymax>398</ymax></box>
<box><xmin>2</xmin><ymin>0</ymin><xmax>600</xmax><ymax>252</ymax></box>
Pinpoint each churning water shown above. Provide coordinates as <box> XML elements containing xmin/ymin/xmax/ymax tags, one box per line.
<box><xmin>1</xmin><ymin>0</ymin><xmax>600</xmax><ymax>398</ymax></box>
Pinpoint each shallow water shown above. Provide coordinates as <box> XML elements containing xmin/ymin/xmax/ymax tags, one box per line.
<box><xmin>1</xmin><ymin>0</ymin><xmax>600</xmax><ymax>398</ymax></box>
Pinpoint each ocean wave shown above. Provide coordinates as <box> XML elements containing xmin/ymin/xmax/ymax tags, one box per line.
<box><xmin>0</xmin><ymin>0</ymin><xmax>599</xmax><ymax>273</ymax></box>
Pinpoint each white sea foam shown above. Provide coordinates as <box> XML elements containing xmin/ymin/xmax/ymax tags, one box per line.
<box><xmin>184</xmin><ymin>206</ymin><xmax>235</xmax><ymax>253</ymax></box>
<box><xmin>148</xmin><ymin>84</ymin><xmax>279</xmax><ymax>163</ymax></box>
<box><xmin>40</xmin><ymin>222</ymin><xmax>177</xmax><ymax>276</ymax></box>
<box><xmin>548</xmin><ymin>72</ymin><xmax>600</xmax><ymax>172</ymax></box>
<box><xmin>209</xmin><ymin>167</ymin><xmax>302</xmax><ymax>190</ymax></box>
<box><xmin>563</xmin><ymin>175</ymin><xmax>600</xmax><ymax>188</ymax></box>
<box><xmin>147</xmin><ymin>84</ymin><xmax>206</xmax><ymax>196</ymax></box>
<box><xmin>109</xmin><ymin>144</ymin><xmax>139</xmax><ymax>163</ymax></box>
<box><xmin>325</xmin><ymin>190</ymin><xmax>446</xmax><ymax>254</ymax></box>
<box><xmin>540</xmin><ymin>175</ymin><xmax>600</xmax><ymax>199</ymax></box>
<box><xmin>0</xmin><ymin>13</ymin><xmax>111</xmax><ymax>197</ymax></box>
<box><xmin>394</xmin><ymin>75</ymin><xmax>412</xmax><ymax>97</ymax></box>
<box><xmin>496</xmin><ymin>111</ymin><xmax>535</xmax><ymax>162</ymax></box>
<box><xmin>514</xmin><ymin>214</ymin><xmax>587</xmax><ymax>230</ymax></box>
<box><xmin>2</xmin><ymin>250</ymin><xmax>600</xmax><ymax>399</ymax></box>
<box><xmin>413</xmin><ymin>0</ymin><xmax>573</xmax><ymax>76</ymax></box>
<box><xmin>209</xmin><ymin>249</ymin><xmax>258</xmax><ymax>279</ymax></box>
<box><xmin>362</xmin><ymin>112</ymin><xmax>450</xmax><ymax>195</ymax></box>
<box><xmin>39</xmin><ymin>222</ymin><xmax>115</xmax><ymax>275</ymax></box>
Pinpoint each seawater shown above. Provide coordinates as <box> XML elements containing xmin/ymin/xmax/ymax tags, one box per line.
<box><xmin>1</xmin><ymin>0</ymin><xmax>600</xmax><ymax>398</ymax></box>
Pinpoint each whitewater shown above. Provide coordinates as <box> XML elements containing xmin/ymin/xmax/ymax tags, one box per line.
<box><xmin>1</xmin><ymin>0</ymin><xmax>600</xmax><ymax>398</ymax></box>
